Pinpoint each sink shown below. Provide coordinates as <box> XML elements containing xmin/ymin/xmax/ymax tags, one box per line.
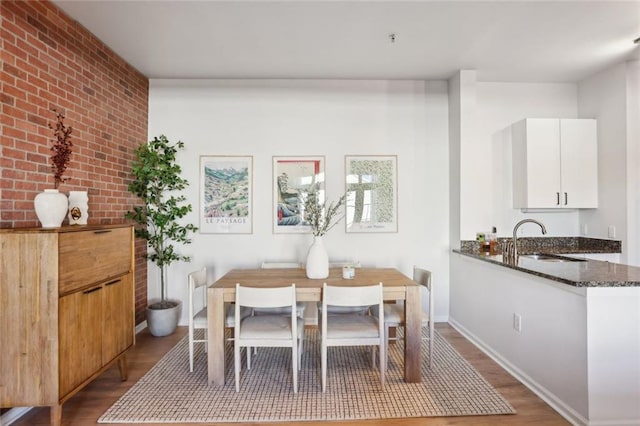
<box><xmin>521</xmin><ymin>253</ymin><xmax>586</xmax><ymax>263</ymax></box>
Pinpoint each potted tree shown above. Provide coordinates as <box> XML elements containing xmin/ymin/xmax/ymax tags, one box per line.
<box><xmin>126</xmin><ymin>135</ymin><xmax>198</xmax><ymax>336</ymax></box>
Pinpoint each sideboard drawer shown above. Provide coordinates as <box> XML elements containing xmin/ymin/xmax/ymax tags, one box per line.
<box><xmin>58</xmin><ymin>227</ymin><xmax>132</xmax><ymax>294</ymax></box>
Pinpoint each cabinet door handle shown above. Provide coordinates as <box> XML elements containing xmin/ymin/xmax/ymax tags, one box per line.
<box><xmin>564</xmin><ymin>192</ymin><xmax>568</xmax><ymax>206</ymax></box>
<box><xmin>83</xmin><ymin>287</ymin><xmax>102</xmax><ymax>295</ymax></box>
<box><xmin>556</xmin><ymin>192</ymin><xmax>560</xmax><ymax>206</ymax></box>
<box><xmin>94</xmin><ymin>230</ymin><xmax>112</xmax><ymax>234</ymax></box>
<box><xmin>105</xmin><ymin>279</ymin><xmax>121</xmax><ymax>286</ymax></box>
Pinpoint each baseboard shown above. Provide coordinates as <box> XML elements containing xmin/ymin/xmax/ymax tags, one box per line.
<box><xmin>448</xmin><ymin>317</ymin><xmax>588</xmax><ymax>426</ymax></box>
<box><xmin>2</xmin><ymin>321</ymin><xmax>150</xmax><ymax>426</ymax></box>
<box><xmin>136</xmin><ymin>320</ymin><xmax>148</xmax><ymax>334</ymax></box>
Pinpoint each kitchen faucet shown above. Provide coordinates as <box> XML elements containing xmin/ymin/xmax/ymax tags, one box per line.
<box><xmin>512</xmin><ymin>219</ymin><xmax>547</xmax><ymax>260</ymax></box>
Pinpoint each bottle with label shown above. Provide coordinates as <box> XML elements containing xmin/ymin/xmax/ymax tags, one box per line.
<box><xmin>477</xmin><ymin>232</ymin><xmax>490</xmax><ymax>253</ymax></box>
<box><xmin>489</xmin><ymin>226</ymin><xmax>499</xmax><ymax>255</ymax></box>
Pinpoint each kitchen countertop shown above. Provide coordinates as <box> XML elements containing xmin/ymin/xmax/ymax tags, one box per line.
<box><xmin>454</xmin><ymin>249</ymin><xmax>640</xmax><ymax>288</ymax></box>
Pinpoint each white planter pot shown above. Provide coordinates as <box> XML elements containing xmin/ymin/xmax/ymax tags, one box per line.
<box><xmin>305</xmin><ymin>236</ymin><xmax>329</xmax><ymax>279</ymax></box>
<box><xmin>68</xmin><ymin>190</ymin><xmax>89</xmax><ymax>225</ymax></box>
<box><xmin>34</xmin><ymin>189</ymin><xmax>68</xmax><ymax>228</ymax></box>
<box><xmin>146</xmin><ymin>300</ymin><xmax>182</xmax><ymax>337</ymax></box>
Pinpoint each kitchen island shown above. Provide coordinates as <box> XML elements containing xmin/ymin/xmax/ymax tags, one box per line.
<box><xmin>450</xmin><ymin>248</ymin><xmax>640</xmax><ymax>426</ymax></box>
<box><xmin>455</xmin><ymin>249</ymin><xmax>640</xmax><ymax>287</ymax></box>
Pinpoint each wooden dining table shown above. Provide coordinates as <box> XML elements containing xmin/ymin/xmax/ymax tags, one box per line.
<box><xmin>206</xmin><ymin>267</ymin><xmax>422</xmax><ymax>385</ymax></box>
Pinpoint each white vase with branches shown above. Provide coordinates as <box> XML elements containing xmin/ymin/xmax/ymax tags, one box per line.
<box><xmin>303</xmin><ymin>184</ymin><xmax>346</xmax><ymax>279</ymax></box>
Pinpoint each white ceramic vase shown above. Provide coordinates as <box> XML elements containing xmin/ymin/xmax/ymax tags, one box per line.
<box><xmin>68</xmin><ymin>190</ymin><xmax>89</xmax><ymax>225</ymax></box>
<box><xmin>34</xmin><ymin>189</ymin><xmax>68</xmax><ymax>228</ymax></box>
<box><xmin>306</xmin><ymin>235</ymin><xmax>329</xmax><ymax>279</ymax></box>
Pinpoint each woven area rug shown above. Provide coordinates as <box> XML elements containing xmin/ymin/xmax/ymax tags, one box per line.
<box><xmin>99</xmin><ymin>329</ymin><xmax>515</xmax><ymax>423</ymax></box>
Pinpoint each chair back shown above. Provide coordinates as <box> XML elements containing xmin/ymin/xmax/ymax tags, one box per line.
<box><xmin>413</xmin><ymin>266</ymin><xmax>433</xmax><ymax>315</ymax></box>
<box><xmin>235</xmin><ymin>284</ymin><xmax>296</xmax><ymax>310</ymax></box>
<box><xmin>413</xmin><ymin>266</ymin><xmax>431</xmax><ymax>291</ymax></box>
<box><xmin>323</xmin><ymin>283</ymin><xmax>382</xmax><ymax>307</ymax></box>
<box><xmin>261</xmin><ymin>262</ymin><xmax>302</xmax><ymax>269</ymax></box>
<box><xmin>329</xmin><ymin>260</ymin><xmax>362</xmax><ymax>268</ymax></box>
<box><xmin>188</xmin><ymin>267</ymin><xmax>207</xmax><ymax>318</ymax></box>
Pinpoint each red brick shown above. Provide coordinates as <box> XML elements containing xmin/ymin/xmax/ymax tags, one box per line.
<box><xmin>2</xmin><ymin>0</ymin><xmax>149</xmax><ymax>324</ymax></box>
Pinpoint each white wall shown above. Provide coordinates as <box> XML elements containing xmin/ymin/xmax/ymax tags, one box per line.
<box><xmin>468</xmin><ymin>81</ymin><xmax>581</xmax><ymax>239</ymax></box>
<box><xmin>148</xmin><ymin>79</ymin><xmax>451</xmax><ymax>325</ymax></box>
<box><xmin>578</xmin><ymin>60</ymin><xmax>640</xmax><ymax>266</ymax></box>
<box><xmin>451</xmin><ymin>70</ymin><xmax>584</xmax><ymax>242</ymax></box>
<box><xmin>577</xmin><ymin>63</ymin><xmax>629</xmax><ymax>261</ymax></box>
<box><xmin>448</xmin><ymin>72</ymin><xmax>462</xmax><ymax>251</ymax></box>
<box><xmin>628</xmin><ymin>60</ymin><xmax>640</xmax><ymax>266</ymax></box>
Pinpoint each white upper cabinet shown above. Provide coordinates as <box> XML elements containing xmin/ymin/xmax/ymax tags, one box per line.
<box><xmin>512</xmin><ymin>118</ymin><xmax>598</xmax><ymax>209</ymax></box>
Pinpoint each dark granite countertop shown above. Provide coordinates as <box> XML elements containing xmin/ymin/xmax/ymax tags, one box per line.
<box><xmin>460</xmin><ymin>236</ymin><xmax>621</xmax><ymax>254</ymax></box>
<box><xmin>454</xmin><ymin>249</ymin><xmax>640</xmax><ymax>288</ymax></box>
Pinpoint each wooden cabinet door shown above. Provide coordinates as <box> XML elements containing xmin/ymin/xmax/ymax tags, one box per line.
<box><xmin>58</xmin><ymin>286</ymin><xmax>103</xmax><ymax>398</ymax></box>
<box><xmin>102</xmin><ymin>274</ymin><xmax>134</xmax><ymax>365</ymax></box>
<box><xmin>560</xmin><ymin>119</ymin><xmax>598</xmax><ymax>208</ymax></box>
<box><xmin>0</xmin><ymin>233</ymin><xmax>59</xmax><ymax>406</ymax></box>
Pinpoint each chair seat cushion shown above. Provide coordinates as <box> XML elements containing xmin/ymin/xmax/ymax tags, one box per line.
<box><xmin>371</xmin><ymin>304</ymin><xmax>430</xmax><ymax>327</ymax></box>
<box><xmin>325</xmin><ymin>314</ymin><xmax>380</xmax><ymax>339</ymax></box>
<box><xmin>239</xmin><ymin>315</ymin><xmax>304</xmax><ymax>339</ymax></box>
<box><xmin>193</xmin><ymin>304</ymin><xmax>251</xmax><ymax>328</ymax></box>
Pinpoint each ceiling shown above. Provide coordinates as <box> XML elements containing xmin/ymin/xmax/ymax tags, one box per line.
<box><xmin>52</xmin><ymin>0</ymin><xmax>640</xmax><ymax>82</ymax></box>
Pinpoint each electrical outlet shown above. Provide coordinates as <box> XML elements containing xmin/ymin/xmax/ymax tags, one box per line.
<box><xmin>581</xmin><ymin>224</ymin><xmax>588</xmax><ymax>235</ymax></box>
<box><xmin>608</xmin><ymin>226</ymin><xmax>616</xmax><ymax>238</ymax></box>
<box><xmin>513</xmin><ymin>313</ymin><xmax>522</xmax><ymax>332</ymax></box>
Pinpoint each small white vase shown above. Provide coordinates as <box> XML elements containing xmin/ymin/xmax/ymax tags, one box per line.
<box><xmin>68</xmin><ymin>190</ymin><xmax>89</xmax><ymax>225</ymax></box>
<box><xmin>306</xmin><ymin>235</ymin><xmax>329</xmax><ymax>279</ymax></box>
<box><xmin>34</xmin><ymin>189</ymin><xmax>68</xmax><ymax>228</ymax></box>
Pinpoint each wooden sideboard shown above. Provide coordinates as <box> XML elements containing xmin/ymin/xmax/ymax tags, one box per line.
<box><xmin>0</xmin><ymin>224</ymin><xmax>135</xmax><ymax>426</ymax></box>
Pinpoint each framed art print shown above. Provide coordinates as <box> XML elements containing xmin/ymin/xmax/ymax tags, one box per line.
<box><xmin>200</xmin><ymin>155</ymin><xmax>252</xmax><ymax>234</ymax></box>
<box><xmin>345</xmin><ymin>155</ymin><xmax>398</xmax><ymax>233</ymax></box>
<box><xmin>273</xmin><ymin>156</ymin><xmax>325</xmax><ymax>233</ymax></box>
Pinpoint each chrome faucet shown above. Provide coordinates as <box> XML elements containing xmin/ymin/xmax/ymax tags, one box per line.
<box><xmin>512</xmin><ymin>219</ymin><xmax>547</xmax><ymax>260</ymax></box>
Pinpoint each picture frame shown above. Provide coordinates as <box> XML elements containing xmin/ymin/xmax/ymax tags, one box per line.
<box><xmin>345</xmin><ymin>155</ymin><xmax>398</xmax><ymax>233</ymax></box>
<box><xmin>199</xmin><ymin>155</ymin><xmax>253</xmax><ymax>234</ymax></box>
<box><xmin>273</xmin><ymin>156</ymin><xmax>325</xmax><ymax>233</ymax></box>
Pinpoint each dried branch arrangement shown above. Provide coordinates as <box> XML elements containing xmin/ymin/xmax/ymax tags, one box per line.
<box><xmin>48</xmin><ymin>109</ymin><xmax>73</xmax><ymax>189</ymax></box>
<box><xmin>303</xmin><ymin>183</ymin><xmax>346</xmax><ymax>236</ymax></box>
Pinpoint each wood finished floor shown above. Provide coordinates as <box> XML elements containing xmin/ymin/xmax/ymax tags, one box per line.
<box><xmin>11</xmin><ymin>323</ymin><xmax>570</xmax><ymax>426</ymax></box>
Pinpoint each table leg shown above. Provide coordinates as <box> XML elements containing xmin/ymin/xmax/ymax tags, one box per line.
<box><xmin>404</xmin><ymin>284</ymin><xmax>422</xmax><ymax>383</ymax></box>
<box><xmin>207</xmin><ymin>286</ymin><xmax>226</xmax><ymax>385</ymax></box>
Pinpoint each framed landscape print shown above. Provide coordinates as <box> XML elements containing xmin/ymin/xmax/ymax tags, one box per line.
<box><xmin>200</xmin><ymin>155</ymin><xmax>252</xmax><ymax>234</ymax></box>
<box><xmin>345</xmin><ymin>155</ymin><xmax>398</xmax><ymax>233</ymax></box>
<box><xmin>273</xmin><ymin>156</ymin><xmax>325</xmax><ymax>233</ymax></box>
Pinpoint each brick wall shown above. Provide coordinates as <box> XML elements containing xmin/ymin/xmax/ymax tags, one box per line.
<box><xmin>1</xmin><ymin>0</ymin><xmax>149</xmax><ymax>325</ymax></box>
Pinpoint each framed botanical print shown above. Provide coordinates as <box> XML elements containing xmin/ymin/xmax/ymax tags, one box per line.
<box><xmin>273</xmin><ymin>156</ymin><xmax>325</xmax><ymax>233</ymax></box>
<box><xmin>199</xmin><ymin>155</ymin><xmax>252</xmax><ymax>234</ymax></box>
<box><xmin>345</xmin><ymin>155</ymin><xmax>398</xmax><ymax>233</ymax></box>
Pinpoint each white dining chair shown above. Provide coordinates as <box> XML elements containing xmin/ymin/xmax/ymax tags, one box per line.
<box><xmin>371</xmin><ymin>266</ymin><xmax>434</xmax><ymax>370</ymax></box>
<box><xmin>234</xmin><ymin>283</ymin><xmax>304</xmax><ymax>393</ymax></box>
<box><xmin>187</xmin><ymin>267</ymin><xmax>250</xmax><ymax>372</ymax></box>
<box><xmin>320</xmin><ymin>282</ymin><xmax>385</xmax><ymax>392</ymax></box>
